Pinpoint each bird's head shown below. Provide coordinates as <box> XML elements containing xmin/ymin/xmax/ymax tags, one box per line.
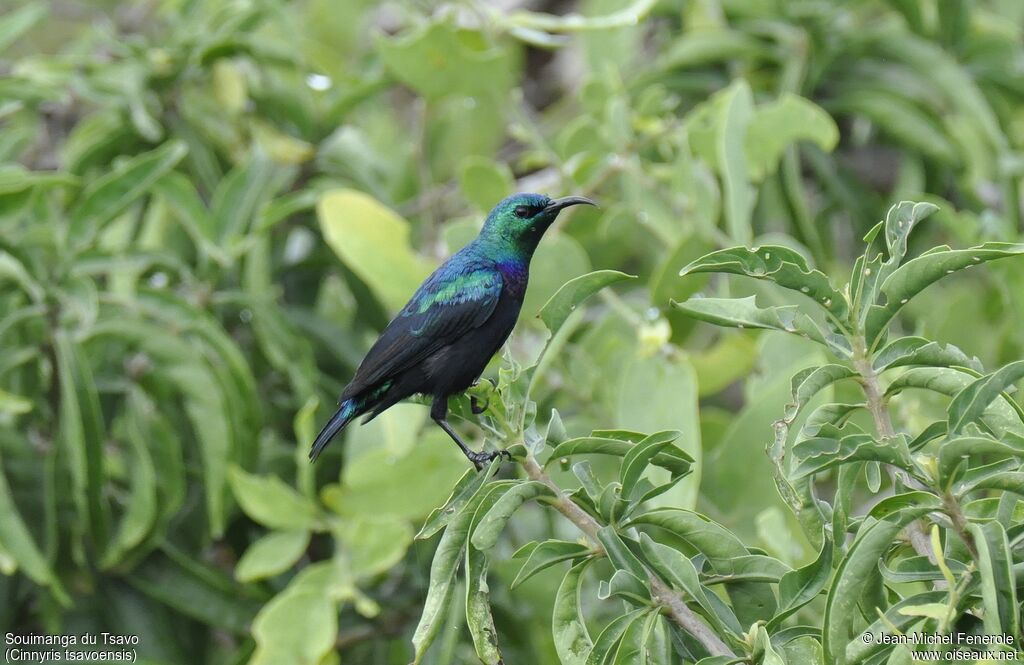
<box><xmin>479</xmin><ymin>192</ymin><xmax>597</xmax><ymax>254</ymax></box>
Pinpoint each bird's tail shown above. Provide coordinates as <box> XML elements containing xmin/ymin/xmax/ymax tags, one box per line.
<box><xmin>309</xmin><ymin>399</ymin><xmax>358</xmax><ymax>462</ymax></box>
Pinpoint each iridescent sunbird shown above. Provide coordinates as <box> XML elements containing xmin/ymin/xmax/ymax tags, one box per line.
<box><xmin>310</xmin><ymin>193</ymin><xmax>596</xmax><ymax>469</ymax></box>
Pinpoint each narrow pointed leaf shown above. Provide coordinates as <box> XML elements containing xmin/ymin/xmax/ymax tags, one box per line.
<box><xmin>513</xmin><ymin>540</ymin><xmax>593</xmax><ymax>589</ymax></box>
<box><xmin>947</xmin><ymin>360</ymin><xmax>1024</xmax><ymax>434</ymax></box>
<box><xmin>865</xmin><ymin>242</ymin><xmax>1024</xmax><ymax>345</ymax></box>
<box><xmin>872</xmin><ymin>337</ymin><xmax>983</xmax><ymax>372</ymax></box>
<box><xmin>470</xmin><ymin>480</ymin><xmax>554</xmax><ymax>550</ymax></box>
<box><xmin>673</xmin><ymin>296</ymin><xmax>827</xmax><ymax>346</ymax></box>
<box><xmin>680</xmin><ymin>245</ymin><xmax>847</xmax><ymax>321</ymax></box>
<box><xmin>539</xmin><ymin>270</ymin><xmax>636</xmax><ymax>334</ymax></box>
<box><xmin>465</xmin><ymin>548</ymin><xmax>503</xmax><ymax>664</ymax></box>
<box><xmin>968</xmin><ymin>521</ymin><xmax>1019</xmax><ymax>637</ymax></box>
<box><xmin>554</xmin><ymin>559</ymin><xmax>595</xmax><ymax>665</ymax></box>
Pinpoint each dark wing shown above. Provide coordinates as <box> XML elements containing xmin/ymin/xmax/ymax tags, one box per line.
<box><xmin>340</xmin><ymin>264</ymin><xmax>504</xmax><ymax>400</ymax></box>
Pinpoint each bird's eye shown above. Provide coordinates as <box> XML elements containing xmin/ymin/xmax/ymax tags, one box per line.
<box><xmin>514</xmin><ymin>205</ymin><xmax>530</xmax><ymax>218</ymax></box>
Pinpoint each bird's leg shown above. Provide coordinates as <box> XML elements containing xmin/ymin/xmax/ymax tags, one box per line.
<box><xmin>431</xmin><ymin>397</ymin><xmax>509</xmax><ymax>471</ymax></box>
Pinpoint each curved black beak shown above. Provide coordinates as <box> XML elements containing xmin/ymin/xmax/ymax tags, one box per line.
<box><xmin>545</xmin><ymin>196</ymin><xmax>598</xmax><ymax>213</ymax></box>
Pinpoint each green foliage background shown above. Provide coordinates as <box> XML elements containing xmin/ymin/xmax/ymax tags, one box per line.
<box><xmin>1</xmin><ymin>0</ymin><xmax>1023</xmax><ymax>663</ymax></box>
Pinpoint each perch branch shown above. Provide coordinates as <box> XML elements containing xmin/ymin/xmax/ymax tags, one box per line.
<box><xmin>520</xmin><ymin>454</ymin><xmax>735</xmax><ymax>658</ymax></box>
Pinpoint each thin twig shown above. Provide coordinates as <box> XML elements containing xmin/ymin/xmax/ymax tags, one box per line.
<box><xmin>520</xmin><ymin>455</ymin><xmax>735</xmax><ymax>658</ymax></box>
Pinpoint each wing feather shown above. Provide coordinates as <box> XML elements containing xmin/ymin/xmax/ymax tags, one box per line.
<box><xmin>340</xmin><ymin>264</ymin><xmax>503</xmax><ymax>399</ymax></box>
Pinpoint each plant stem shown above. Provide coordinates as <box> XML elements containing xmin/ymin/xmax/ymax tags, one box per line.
<box><xmin>851</xmin><ymin>339</ymin><xmax>936</xmax><ymax>562</ymax></box>
<box><xmin>521</xmin><ymin>454</ymin><xmax>735</xmax><ymax>658</ymax></box>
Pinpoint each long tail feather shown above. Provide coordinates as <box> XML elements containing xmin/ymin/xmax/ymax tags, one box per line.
<box><xmin>309</xmin><ymin>399</ymin><xmax>357</xmax><ymax>461</ymax></box>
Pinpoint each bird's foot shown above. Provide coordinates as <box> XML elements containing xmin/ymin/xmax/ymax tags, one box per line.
<box><xmin>467</xmin><ymin>448</ymin><xmax>513</xmax><ymax>471</ymax></box>
<box><xmin>470</xmin><ymin>395</ymin><xmax>488</xmax><ymax>415</ymax></box>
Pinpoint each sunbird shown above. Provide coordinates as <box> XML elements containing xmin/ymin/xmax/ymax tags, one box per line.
<box><xmin>310</xmin><ymin>193</ymin><xmax>596</xmax><ymax>468</ymax></box>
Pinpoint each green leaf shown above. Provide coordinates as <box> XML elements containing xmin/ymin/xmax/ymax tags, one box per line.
<box><xmin>802</xmin><ymin>403</ymin><xmax>863</xmax><ymax>436</ymax></box>
<box><xmin>620</xmin><ymin>431</ymin><xmax>681</xmax><ymax>501</ymax></box>
<box><xmin>470</xmin><ymin>481</ymin><xmax>554</xmax><ymax>550</ymax></box>
<box><xmin>872</xmin><ymin>337</ymin><xmax>982</xmax><ymax>373</ymax></box>
<box><xmin>417</xmin><ymin>465</ymin><xmax>495</xmax><ymax>540</ymax></box>
<box><xmin>823</xmin><ymin>508</ymin><xmax>936</xmax><ymax>665</ymax></box>
<box><xmin>91</xmin><ymin>315</ymin><xmax>237</xmax><ymax>536</ymax></box>
<box><xmin>317</xmin><ymin>188</ymin><xmax>434</xmax><ymax>312</ymax></box>
<box><xmin>598</xmin><ymin>569</ymin><xmax>651</xmax><ymax>606</ymax></box>
<box><xmin>616</xmin><ymin>354</ymin><xmax>702</xmax><ymax>510</ymax></box>
<box><xmin>791</xmin><ymin>433</ymin><xmax>912</xmax><ymax>479</ymax></box>
<box><xmin>0</xmin><ymin>451</ymin><xmax>68</xmax><ymax>604</ymax></box>
<box><xmin>679</xmin><ymin>245</ymin><xmax>848</xmax><ymax>321</ymax></box>
<box><xmin>102</xmin><ymin>394</ymin><xmax>160</xmax><ymax>568</ymax></box>
<box><xmin>586</xmin><ymin>608</ymin><xmax>648</xmax><ymax>665</ymax></box>
<box><xmin>707</xmin><ymin>554</ymin><xmax>790</xmax><ymax>583</ymax></box>
<box><xmin>548</xmin><ymin>436</ymin><xmax>692</xmax><ymax>477</ymax></box>
<box><xmin>54</xmin><ymin>331</ymin><xmax>109</xmax><ymax>555</ymax></box>
<box><xmin>539</xmin><ymin>270</ymin><xmax>636</xmax><ymax>335</ymax></box>
<box><xmin>153</xmin><ymin>172</ymin><xmax>228</xmax><ymax>264</ymax></box>
<box><xmin>881</xmin><ymin>201</ymin><xmax>940</xmax><ymax>269</ymax></box>
<box><xmin>939</xmin><ymin>435</ymin><xmax>1024</xmax><ymax>486</ymax></box>
<box><xmin>967</xmin><ymin>520</ymin><xmax>1019</xmax><ymax>637</ymax></box>
<box><xmin>672</xmin><ymin>296</ymin><xmax>828</xmax><ymax>348</ymax></box>
<box><xmin>770</xmin><ymin>536</ymin><xmax>832</xmax><ymax>626</ymax></box>
<box><xmin>0</xmin><ymin>250</ymin><xmax>44</xmax><ymax>302</ymax></box>
<box><xmin>746</xmin><ymin>95</ymin><xmax>839</xmax><ymax>182</ymax></box>
<box><xmin>553</xmin><ymin>559</ymin><xmax>595</xmax><ymax>665</ymax></box>
<box><xmin>625</xmin><ymin>508</ymin><xmax>777</xmax><ymax>625</ymax></box>
<box><xmin>411</xmin><ymin>481</ymin><xmax>507</xmax><ymax>663</ymax></box>
<box><xmin>326</xmin><ymin>433</ymin><xmax>469</xmax><ymax>521</ymax></box>
<box><xmin>717</xmin><ymin>80</ymin><xmax>755</xmax><ymax>243</ymax></box>
<box><xmin>610</xmin><ymin>610</ymin><xmax>660</xmax><ymax>664</ymax></box>
<box><xmin>128</xmin><ymin>547</ymin><xmax>263</xmax><ymax>633</ymax></box>
<box><xmin>887</xmin><ymin>367</ymin><xmax>1024</xmax><ymax>436</ymax></box>
<box><xmin>864</xmin><ymin>242</ymin><xmax>1024</xmax><ymax>346</ymax></box>
<box><xmin>72</xmin><ymin>140</ymin><xmax>188</xmax><ymax>234</ymax></box>
<box><xmin>783</xmin><ymin>365</ymin><xmax>856</xmax><ymax>424</ymax></box>
<box><xmin>843</xmin><ymin>591</ymin><xmax>947</xmax><ymax>663</ymax></box>
<box><xmin>465</xmin><ymin>548</ymin><xmax>503</xmax><ymax>665</ymax></box>
<box><xmin>0</xmin><ymin>4</ymin><xmax>47</xmax><ymax>52</ymax></box>
<box><xmin>832</xmin><ymin>92</ymin><xmax>959</xmax><ymax>164</ymax></box>
<box><xmin>638</xmin><ymin>533</ymin><xmax>741</xmax><ymax>636</ymax></box>
<box><xmin>343</xmin><ymin>516</ymin><xmax>413</xmax><ymax>579</ymax></box>
<box><xmin>211</xmin><ymin>155</ymin><xmax>278</xmax><ymax>247</ymax></box>
<box><xmin>752</xmin><ymin>625</ymin><xmax>787</xmax><ymax>665</ymax></box>
<box><xmin>894</xmin><ymin>603</ymin><xmax>948</xmax><ymax>621</ymax></box>
<box><xmin>378</xmin><ymin>20</ymin><xmax>516</xmax><ymax>100</ymax></box>
<box><xmin>458</xmin><ymin>157</ymin><xmax>514</xmax><ymax>211</ymax></box>
<box><xmin>236</xmin><ymin>530</ymin><xmax>310</xmax><ymax>583</ymax></box>
<box><xmin>228</xmin><ymin>466</ymin><xmax>319</xmax><ymax>531</ymax></box>
<box><xmin>947</xmin><ymin>360</ymin><xmax>1024</xmax><ymax>434</ymax></box>
<box><xmin>512</xmin><ymin>540</ymin><xmax>593</xmax><ymax>589</ymax></box>
<box><xmin>597</xmin><ymin>527</ymin><xmax>647</xmax><ymax>579</ymax></box>
<box><xmin>248</xmin><ymin>590</ymin><xmax>337</xmax><ymax>665</ymax></box>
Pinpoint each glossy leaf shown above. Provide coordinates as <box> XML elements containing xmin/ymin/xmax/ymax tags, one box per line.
<box><xmin>513</xmin><ymin>540</ymin><xmax>593</xmax><ymax>589</ymax></box>
<box><xmin>968</xmin><ymin>520</ymin><xmax>1019</xmax><ymax>637</ymax></box>
<box><xmin>470</xmin><ymin>481</ymin><xmax>554</xmax><ymax>550</ymax></box>
<box><xmin>539</xmin><ymin>270</ymin><xmax>636</xmax><ymax>335</ymax></box>
<box><xmin>680</xmin><ymin>246</ymin><xmax>848</xmax><ymax>321</ymax></box>
<box><xmin>673</xmin><ymin>296</ymin><xmax>827</xmax><ymax>346</ymax></box>
<box><xmin>865</xmin><ymin>242</ymin><xmax>1024</xmax><ymax>345</ymax></box>
<box><xmin>553</xmin><ymin>559</ymin><xmax>595</xmax><ymax>665</ymax></box>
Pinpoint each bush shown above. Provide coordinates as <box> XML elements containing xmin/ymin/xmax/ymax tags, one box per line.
<box><xmin>1</xmin><ymin>1</ymin><xmax>1022</xmax><ymax>664</ymax></box>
